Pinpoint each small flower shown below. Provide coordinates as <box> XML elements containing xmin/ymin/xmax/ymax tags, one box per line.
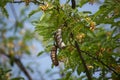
<box><xmin>90</xmin><ymin>22</ymin><xmax>96</xmax><ymax>31</ymax></box>
<box><xmin>40</xmin><ymin>3</ymin><xmax>49</xmax><ymax>11</ymax></box>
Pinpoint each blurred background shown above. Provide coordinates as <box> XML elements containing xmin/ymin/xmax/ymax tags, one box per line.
<box><xmin>0</xmin><ymin>0</ymin><xmax>102</xmax><ymax>80</ymax></box>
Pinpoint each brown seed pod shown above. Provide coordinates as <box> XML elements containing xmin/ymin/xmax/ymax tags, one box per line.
<box><xmin>50</xmin><ymin>45</ymin><xmax>59</xmax><ymax>66</ymax></box>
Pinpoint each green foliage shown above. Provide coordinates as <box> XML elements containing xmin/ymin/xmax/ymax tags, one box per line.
<box><xmin>34</xmin><ymin>0</ymin><xmax>120</xmax><ymax>79</ymax></box>
<box><xmin>0</xmin><ymin>67</ymin><xmax>24</xmax><ymax>80</ymax></box>
<box><xmin>0</xmin><ymin>67</ymin><xmax>11</xmax><ymax>80</ymax></box>
<box><xmin>93</xmin><ymin>0</ymin><xmax>120</xmax><ymax>26</ymax></box>
<box><xmin>0</xmin><ymin>0</ymin><xmax>120</xmax><ymax>80</ymax></box>
<box><xmin>0</xmin><ymin>0</ymin><xmax>9</xmax><ymax>17</ymax></box>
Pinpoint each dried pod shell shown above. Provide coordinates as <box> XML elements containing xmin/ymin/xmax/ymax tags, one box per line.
<box><xmin>54</xmin><ymin>29</ymin><xmax>66</xmax><ymax>49</ymax></box>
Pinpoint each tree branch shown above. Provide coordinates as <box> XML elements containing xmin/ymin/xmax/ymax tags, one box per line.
<box><xmin>8</xmin><ymin>0</ymin><xmax>44</xmax><ymax>4</ymax></box>
<box><xmin>70</xmin><ymin>31</ymin><xmax>119</xmax><ymax>76</ymax></box>
<box><xmin>71</xmin><ymin>0</ymin><xmax>76</xmax><ymax>9</ymax></box>
<box><xmin>81</xmin><ymin>50</ymin><xmax>120</xmax><ymax>76</ymax></box>
<box><xmin>70</xmin><ymin>33</ymin><xmax>92</xmax><ymax>80</ymax></box>
<box><xmin>0</xmin><ymin>49</ymin><xmax>32</xmax><ymax>80</ymax></box>
<box><xmin>74</xmin><ymin>41</ymin><xmax>92</xmax><ymax>80</ymax></box>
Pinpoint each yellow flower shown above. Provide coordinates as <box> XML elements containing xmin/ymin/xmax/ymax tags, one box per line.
<box><xmin>85</xmin><ymin>17</ymin><xmax>91</xmax><ymax>21</ymax></box>
<box><xmin>76</xmin><ymin>33</ymin><xmax>85</xmax><ymax>41</ymax></box>
<box><xmin>87</xmin><ymin>65</ymin><xmax>93</xmax><ymax>70</ymax></box>
<box><xmin>40</xmin><ymin>3</ymin><xmax>49</xmax><ymax>11</ymax></box>
<box><xmin>7</xmin><ymin>42</ymin><xmax>14</xmax><ymax>48</ymax></box>
<box><xmin>90</xmin><ymin>22</ymin><xmax>96</xmax><ymax>31</ymax></box>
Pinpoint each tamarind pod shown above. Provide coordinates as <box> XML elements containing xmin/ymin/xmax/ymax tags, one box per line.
<box><xmin>50</xmin><ymin>46</ymin><xmax>59</xmax><ymax>66</ymax></box>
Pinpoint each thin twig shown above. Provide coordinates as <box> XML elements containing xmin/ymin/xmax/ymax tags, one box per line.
<box><xmin>9</xmin><ymin>4</ymin><xmax>18</xmax><ymax>21</ymax></box>
<box><xmin>9</xmin><ymin>3</ymin><xmax>19</xmax><ymax>32</ymax></box>
<box><xmin>0</xmin><ymin>49</ymin><xmax>32</xmax><ymax>80</ymax></box>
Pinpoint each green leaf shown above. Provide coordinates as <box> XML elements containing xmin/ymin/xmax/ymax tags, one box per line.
<box><xmin>28</xmin><ymin>8</ymin><xmax>41</xmax><ymax>18</ymax></box>
<box><xmin>2</xmin><ymin>8</ymin><xmax>9</xmax><ymax>18</ymax></box>
<box><xmin>65</xmin><ymin>71</ymin><xmax>72</xmax><ymax>79</ymax></box>
<box><xmin>37</xmin><ymin>51</ymin><xmax>45</xmax><ymax>56</ymax></box>
<box><xmin>77</xmin><ymin>65</ymin><xmax>84</xmax><ymax>75</ymax></box>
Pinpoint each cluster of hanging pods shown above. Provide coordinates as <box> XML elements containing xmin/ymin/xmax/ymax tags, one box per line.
<box><xmin>50</xmin><ymin>28</ymin><xmax>66</xmax><ymax>66</ymax></box>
